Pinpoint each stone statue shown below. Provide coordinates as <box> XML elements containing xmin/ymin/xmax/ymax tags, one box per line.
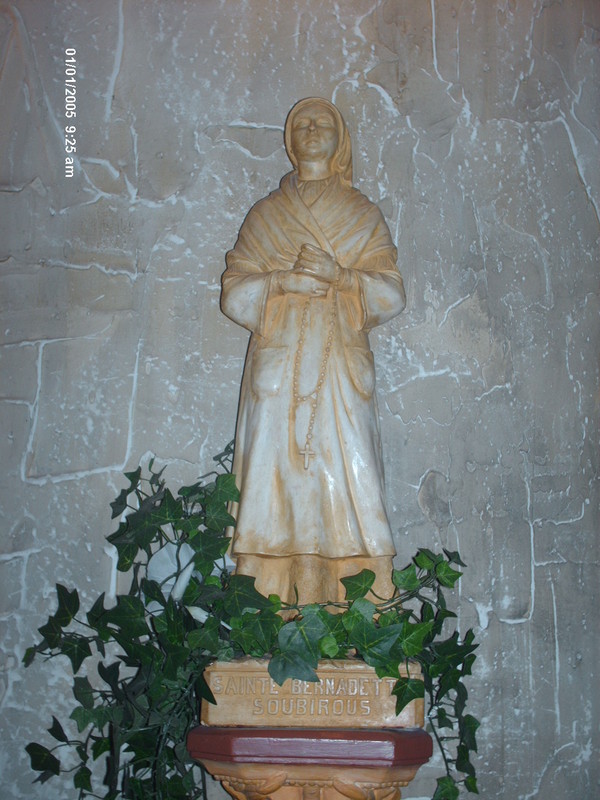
<box><xmin>221</xmin><ymin>98</ymin><xmax>406</xmax><ymax>605</ymax></box>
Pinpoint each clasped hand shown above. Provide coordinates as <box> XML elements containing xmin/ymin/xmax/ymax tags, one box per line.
<box><xmin>279</xmin><ymin>244</ymin><xmax>339</xmax><ymax>296</ymax></box>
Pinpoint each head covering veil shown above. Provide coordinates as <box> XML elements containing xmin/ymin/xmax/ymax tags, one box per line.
<box><xmin>284</xmin><ymin>97</ymin><xmax>353</xmax><ymax>186</ymax></box>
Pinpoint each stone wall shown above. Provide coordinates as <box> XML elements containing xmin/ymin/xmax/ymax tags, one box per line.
<box><xmin>0</xmin><ymin>1</ymin><xmax>598</xmax><ymax>798</ymax></box>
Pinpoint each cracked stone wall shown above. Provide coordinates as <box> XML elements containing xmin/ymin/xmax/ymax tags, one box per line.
<box><xmin>1</xmin><ymin>1</ymin><xmax>598</xmax><ymax>798</ymax></box>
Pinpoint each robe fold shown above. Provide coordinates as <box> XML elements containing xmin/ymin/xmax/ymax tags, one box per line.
<box><xmin>221</xmin><ymin>172</ymin><xmax>405</xmax><ymax>603</ymax></box>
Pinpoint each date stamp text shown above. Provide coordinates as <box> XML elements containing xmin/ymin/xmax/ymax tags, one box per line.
<box><xmin>64</xmin><ymin>48</ymin><xmax>77</xmax><ymax>177</ymax></box>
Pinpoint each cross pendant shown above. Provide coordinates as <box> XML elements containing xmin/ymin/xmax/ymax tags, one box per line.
<box><xmin>299</xmin><ymin>446</ymin><xmax>315</xmax><ymax>470</ymax></box>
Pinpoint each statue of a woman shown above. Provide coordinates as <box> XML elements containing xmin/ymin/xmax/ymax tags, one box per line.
<box><xmin>221</xmin><ymin>97</ymin><xmax>406</xmax><ymax>604</ymax></box>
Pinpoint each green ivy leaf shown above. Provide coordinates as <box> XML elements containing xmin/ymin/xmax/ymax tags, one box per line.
<box><xmin>124</xmin><ymin>730</ymin><xmax>159</xmax><ymax>762</ymax></box>
<box><xmin>465</xmin><ymin>775</ymin><xmax>479</xmax><ymax>793</ymax></box>
<box><xmin>443</xmin><ymin>548</ymin><xmax>467</xmax><ymax>567</ymax></box>
<box><xmin>436</xmin><ymin>585</ymin><xmax>448</xmax><ymax>611</ymax></box>
<box><xmin>163</xmin><ymin>645</ymin><xmax>190</xmax><ymax>680</ymax></box>
<box><xmin>86</xmin><ymin>593</ymin><xmax>108</xmax><ymax>634</ymax></box>
<box><xmin>398</xmin><ymin>620</ymin><xmax>434</xmax><ymax>658</ymax></box>
<box><xmin>177</xmin><ymin>515</ymin><xmax>204</xmax><ymax>538</ymax></box>
<box><xmin>268</xmin><ymin>594</ymin><xmax>282</xmax><ymax>613</ymax></box>
<box><xmin>188</xmin><ymin>615</ymin><xmax>220</xmax><ymax>653</ymax></box>
<box><xmin>183</xmin><ymin>575</ymin><xmax>221</xmax><ymax>607</ymax></box>
<box><xmin>73</xmin><ymin>705</ymin><xmax>111</xmax><ymax>733</ymax></box>
<box><xmin>431</xmin><ymin>607</ymin><xmax>457</xmax><ymax>637</ymax></box>
<box><xmin>111</xmin><ymin>631</ymin><xmax>160</xmax><ymax>668</ymax></box>
<box><xmin>421</xmin><ymin>601</ymin><xmax>435</xmax><ymax>624</ymax></box>
<box><xmin>204</xmin><ymin>505</ymin><xmax>236</xmax><ymax>532</ymax></box>
<box><xmin>76</xmin><ymin>742</ymin><xmax>89</xmax><ymax>765</ymax></box>
<box><xmin>110</xmin><ymin>467</ymin><xmax>141</xmax><ymax>518</ymax></box>
<box><xmin>223</xmin><ymin>574</ymin><xmax>271</xmax><ymax>616</ymax></box>
<box><xmin>125</xmin><ymin>776</ymin><xmax>148</xmax><ymax>798</ymax></box>
<box><xmin>141</xmin><ymin>578</ymin><xmax>167</xmax><ymax>608</ymax></box>
<box><xmin>107</xmin><ymin>533</ymin><xmax>138</xmax><ymax>572</ymax></box>
<box><xmin>69</xmin><ymin>706</ymin><xmax>94</xmax><ymax>733</ymax></box>
<box><xmin>319</xmin><ymin>633</ymin><xmax>340</xmax><ymax>658</ymax></box>
<box><xmin>435</xmin><ymin>707</ymin><xmax>454</xmax><ymax>730</ymax></box>
<box><xmin>98</xmin><ymin>661</ymin><xmax>121</xmax><ymax>696</ymax></box>
<box><xmin>352</xmin><ymin>597</ymin><xmax>377</xmax><ymax>619</ymax></box>
<box><xmin>104</xmin><ymin>596</ymin><xmax>149</xmax><ymax>638</ymax></box>
<box><xmin>459</xmin><ymin>713</ymin><xmax>480</xmax><ymax>752</ymax></box>
<box><xmin>230</xmin><ymin>626</ymin><xmax>257</xmax><ymax>654</ymax></box>
<box><xmin>346</xmin><ymin>617</ymin><xmax>403</xmax><ymax>668</ymax></box>
<box><xmin>160</xmin><ymin>773</ymin><xmax>188</xmax><ymax>798</ymax></box>
<box><xmin>414</xmin><ymin>549</ymin><xmax>440</xmax><ymax>571</ymax></box>
<box><xmin>378</xmin><ymin>609</ymin><xmax>402</xmax><ymax>628</ymax></box>
<box><xmin>456</xmin><ymin>743</ymin><xmax>476</xmax><ymax>777</ymax></box>
<box><xmin>430</xmin><ymin>631</ymin><xmax>477</xmax><ymax>677</ymax></box>
<box><xmin>26</xmin><ymin>743</ymin><xmax>61</xmax><ymax>776</ymax></box>
<box><xmin>55</xmin><ymin>584</ymin><xmax>80</xmax><ymax>627</ymax></box>
<box><xmin>276</xmin><ymin>609</ymin><xmax>328</xmax><ymax>669</ymax></box>
<box><xmin>178</xmin><ymin>479</ymin><xmax>205</xmax><ymax>501</ymax></box>
<box><xmin>435</xmin><ymin>561</ymin><xmax>463</xmax><ymax>588</ymax></box>
<box><xmin>213</xmin><ymin>472</ymin><xmax>240</xmax><ymax>502</ymax></box>
<box><xmin>268</xmin><ymin>650</ymin><xmax>318</xmax><ymax>685</ymax></box>
<box><xmin>340</xmin><ymin>569</ymin><xmax>375</xmax><ymax>601</ymax></box>
<box><xmin>430</xmin><ymin>629</ymin><xmax>458</xmax><ymax>656</ymax></box>
<box><xmin>74</xmin><ymin>765</ymin><xmax>92</xmax><ymax>791</ymax></box>
<box><xmin>462</xmin><ymin>628</ymin><xmax>477</xmax><ymax>649</ymax></box>
<box><xmin>392</xmin><ymin>563</ymin><xmax>421</xmax><ymax>591</ymax></box>
<box><xmin>391</xmin><ymin>676</ymin><xmax>425</xmax><ymax>714</ymax></box>
<box><xmin>38</xmin><ymin>616</ymin><xmax>62</xmax><ymax>649</ymax></box>
<box><xmin>22</xmin><ymin>645</ymin><xmax>39</xmax><ymax>667</ymax></box>
<box><xmin>62</xmin><ymin>635</ymin><xmax>92</xmax><ymax>674</ymax></box>
<box><xmin>32</xmin><ymin>772</ymin><xmax>56</xmax><ymax>786</ymax></box>
<box><xmin>110</xmin><ymin>489</ymin><xmax>131</xmax><ymax>520</ymax></box>
<box><xmin>454</xmin><ymin>680</ymin><xmax>468</xmax><ymax>717</ymax></box>
<box><xmin>73</xmin><ymin>676</ymin><xmax>95</xmax><ymax>710</ymax></box>
<box><xmin>432</xmin><ymin>775</ymin><xmax>459</xmax><ymax>800</ymax></box>
<box><xmin>153</xmin><ymin>599</ymin><xmax>186</xmax><ymax>647</ymax></box>
<box><xmin>182</xmin><ymin>767</ymin><xmax>198</xmax><ymax>793</ymax></box>
<box><xmin>321</xmin><ymin>608</ymin><xmax>349</xmax><ymax>643</ymax></box>
<box><xmin>235</xmin><ymin>609</ymin><xmax>283</xmax><ymax>655</ymax></box>
<box><xmin>342</xmin><ymin>598</ymin><xmax>376</xmax><ymax>635</ymax></box>
<box><xmin>92</xmin><ymin>737</ymin><xmax>111</xmax><ymax>760</ymax></box>
<box><xmin>107</xmin><ymin>489</ymin><xmax>182</xmax><ymax>567</ymax></box>
<box><xmin>204</xmin><ymin>473</ymin><xmax>239</xmax><ymax>531</ymax></box>
<box><xmin>194</xmin><ymin>672</ymin><xmax>216</xmax><ymax>704</ymax></box>
<box><xmin>188</xmin><ymin>529</ymin><xmax>230</xmax><ymax>563</ymax></box>
<box><xmin>462</xmin><ymin>652</ymin><xmax>477</xmax><ymax>676</ymax></box>
<box><xmin>437</xmin><ymin>668</ymin><xmax>462</xmax><ymax>699</ymax></box>
<box><xmin>131</xmin><ymin>489</ymin><xmax>183</xmax><ymax>543</ymax></box>
<box><xmin>47</xmin><ymin>716</ymin><xmax>69</xmax><ymax>743</ymax></box>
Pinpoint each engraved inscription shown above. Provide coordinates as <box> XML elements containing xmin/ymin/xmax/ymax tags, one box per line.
<box><xmin>201</xmin><ymin>659</ymin><xmax>424</xmax><ymax>729</ymax></box>
<box><xmin>210</xmin><ymin>672</ymin><xmax>397</xmax><ymax>719</ymax></box>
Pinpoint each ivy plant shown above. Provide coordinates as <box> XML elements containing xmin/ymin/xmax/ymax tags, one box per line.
<box><xmin>24</xmin><ymin>443</ymin><xmax>479</xmax><ymax>800</ymax></box>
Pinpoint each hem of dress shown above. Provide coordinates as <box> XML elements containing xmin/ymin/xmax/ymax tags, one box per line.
<box><xmin>234</xmin><ymin>553</ymin><xmax>395</xmax><ymax>606</ymax></box>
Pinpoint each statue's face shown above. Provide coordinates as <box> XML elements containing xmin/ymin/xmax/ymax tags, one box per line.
<box><xmin>290</xmin><ymin>102</ymin><xmax>339</xmax><ymax>166</ymax></box>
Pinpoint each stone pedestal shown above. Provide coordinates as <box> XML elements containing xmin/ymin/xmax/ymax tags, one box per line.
<box><xmin>187</xmin><ymin>726</ymin><xmax>433</xmax><ymax>800</ymax></box>
<box><xmin>188</xmin><ymin>659</ymin><xmax>432</xmax><ymax>800</ymax></box>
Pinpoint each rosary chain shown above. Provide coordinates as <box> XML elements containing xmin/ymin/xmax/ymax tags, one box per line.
<box><xmin>292</xmin><ymin>288</ymin><xmax>338</xmax><ymax>467</ymax></box>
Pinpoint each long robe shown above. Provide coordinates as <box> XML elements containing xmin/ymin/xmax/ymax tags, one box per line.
<box><xmin>221</xmin><ymin>172</ymin><xmax>405</xmax><ymax>603</ymax></box>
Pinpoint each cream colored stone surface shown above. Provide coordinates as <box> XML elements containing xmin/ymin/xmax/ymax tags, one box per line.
<box><xmin>201</xmin><ymin>659</ymin><xmax>424</xmax><ymax>729</ymax></box>
<box><xmin>201</xmin><ymin>759</ymin><xmax>422</xmax><ymax>800</ymax></box>
<box><xmin>222</xmin><ymin>97</ymin><xmax>405</xmax><ymax>604</ymax></box>
<box><xmin>0</xmin><ymin>2</ymin><xmax>598</xmax><ymax>799</ymax></box>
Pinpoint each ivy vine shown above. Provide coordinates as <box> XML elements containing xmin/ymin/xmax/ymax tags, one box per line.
<box><xmin>25</xmin><ymin>443</ymin><xmax>479</xmax><ymax>799</ymax></box>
